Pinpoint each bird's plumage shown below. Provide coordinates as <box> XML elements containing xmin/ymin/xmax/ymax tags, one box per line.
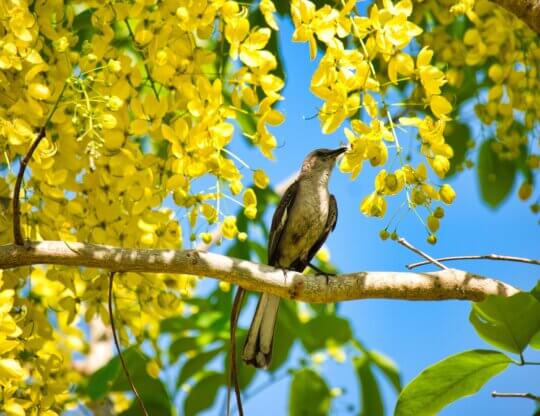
<box><xmin>267</xmin><ymin>180</ymin><xmax>300</xmax><ymax>268</ymax></box>
<box><xmin>242</xmin><ymin>147</ymin><xmax>345</xmax><ymax>369</ymax></box>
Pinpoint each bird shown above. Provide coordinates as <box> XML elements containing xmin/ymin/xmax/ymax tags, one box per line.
<box><xmin>242</xmin><ymin>147</ymin><xmax>347</xmax><ymax>369</ymax></box>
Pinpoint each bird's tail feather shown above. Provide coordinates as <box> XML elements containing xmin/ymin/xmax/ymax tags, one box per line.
<box><xmin>242</xmin><ymin>293</ymin><xmax>280</xmax><ymax>369</ymax></box>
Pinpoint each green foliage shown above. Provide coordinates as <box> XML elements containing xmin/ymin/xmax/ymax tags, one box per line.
<box><xmin>354</xmin><ymin>355</ymin><xmax>385</xmax><ymax>416</ymax></box>
<box><xmin>289</xmin><ymin>368</ymin><xmax>332</xmax><ymax>416</ymax></box>
<box><xmin>80</xmin><ymin>348</ymin><xmax>172</xmax><ymax>415</ymax></box>
<box><xmin>177</xmin><ymin>347</ymin><xmax>225</xmax><ymax>388</ymax></box>
<box><xmin>477</xmin><ymin>140</ymin><xmax>517</xmax><ymax>208</ymax></box>
<box><xmin>394</xmin><ymin>350</ymin><xmax>512</xmax><ymax>416</ymax></box>
<box><xmin>369</xmin><ymin>350</ymin><xmax>402</xmax><ymax>393</ymax></box>
<box><xmin>184</xmin><ymin>372</ymin><xmax>225</xmax><ymax>416</ymax></box>
<box><xmin>301</xmin><ymin>315</ymin><xmax>353</xmax><ymax>352</ymax></box>
<box><xmin>445</xmin><ymin>122</ymin><xmax>470</xmax><ymax>177</ymax></box>
<box><xmin>470</xmin><ymin>293</ymin><xmax>540</xmax><ymax>354</ymax></box>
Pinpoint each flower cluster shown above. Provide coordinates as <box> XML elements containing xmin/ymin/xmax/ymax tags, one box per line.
<box><xmin>0</xmin><ymin>0</ymin><xmax>283</xmax><ymax>413</ymax></box>
<box><xmin>415</xmin><ymin>0</ymin><xmax>539</xmax><ymax>217</ymax></box>
<box><xmin>291</xmin><ymin>0</ymin><xmax>456</xmax><ymax>241</ymax></box>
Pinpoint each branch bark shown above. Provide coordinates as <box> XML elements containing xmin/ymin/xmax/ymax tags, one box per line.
<box><xmin>0</xmin><ymin>241</ymin><xmax>520</xmax><ymax>303</ymax></box>
<box><xmin>490</xmin><ymin>0</ymin><xmax>540</xmax><ymax>34</ymax></box>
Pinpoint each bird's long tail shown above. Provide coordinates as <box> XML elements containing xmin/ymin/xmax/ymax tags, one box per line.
<box><xmin>242</xmin><ymin>293</ymin><xmax>280</xmax><ymax>369</ymax></box>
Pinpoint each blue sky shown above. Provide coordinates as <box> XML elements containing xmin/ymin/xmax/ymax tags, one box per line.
<box><xmin>208</xmin><ymin>16</ymin><xmax>540</xmax><ymax>416</ymax></box>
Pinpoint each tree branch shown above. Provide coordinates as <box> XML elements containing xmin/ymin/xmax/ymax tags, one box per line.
<box><xmin>492</xmin><ymin>391</ymin><xmax>540</xmax><ymax>401</ymax></box>
<box><xmin>408</xmin><ymin>254</ymin><xmax>540</xmax><ymax>269</ymax></box>
<box><xmin>12</xmin><ymin>82</ymin><xmax>68</xmax><ymax>245</ymax></box>
<box><xmin>490</xmin><ymin>0</ymin><xmax>540</xmax><ymax>35</ymax></box>
<box><xmin>0</xmin><ymin>241</ymin><xmax>520</xmax><ymax>303</ymax></box>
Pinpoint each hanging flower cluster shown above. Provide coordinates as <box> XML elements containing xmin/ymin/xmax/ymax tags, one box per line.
<box><xmin>291</xmin><ymin>0</ymin><xmax>456</xmax><ymax>242</ymax></box>
<box><xmin>414</xmin><ymin>0</ymin><xmax>539</xmax><ymax>216</ymax></box>
<box><xmin>0</xmin><ymin>0</ymin><xmax>283</xmax><ymax>413</ymax></box>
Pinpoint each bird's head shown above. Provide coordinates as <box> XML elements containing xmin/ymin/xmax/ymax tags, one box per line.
<box><xmin>300</xmin><ymin>147</ymin><xmax>348</xmax><ymax>180</ymax></box>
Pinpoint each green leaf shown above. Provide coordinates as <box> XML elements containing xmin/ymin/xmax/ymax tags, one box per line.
<box><xmin>177</xmin><ymin>347</ymin><xmax>224</xmax><ymax>387</ymax></box>
<box><xmin>183</xmin><ymin>371</ymin><xmax>225</xmax><ymax>416</ymax></box>
<box><xmin>529</xmin><ymin>330</ymin><xmax>540</xmax><ymax>350</ymax></box>
<box><xmin>270</xmin><ymin>305</ymin><xmax>298</xmax><ymax>370</ymax></box>
<box><xmin>530</xmin><ymin>280</ymin><xmax>540</xmax><ymax>303</ymax></box>
<box><xmin>83</xmin><ymin>348</ymin><xmax>122</xmax><ymax>400</ymax></box>
<box><xmin>477</xmin><ymin>139</ymin><xmax>517</xmax><ymax>208</ymax></box>
<box><xmin>82</xmin><ymin>348</ymin><xmax>171</xmax><ymax>415</ymax></box>
<box><xmin>289</xmin><ymin>368</ymin><xmax>332</xmax><ymax>416</ymax></box>
<box><xmin>445</xmin><ymin>122</ymin><xmax>470</xmax><ymax>177</ymax></box>
<box><xmin>169</xmin><ymin>337</ymin><xmax>200</xmax><ymax>361</ymax></box>
<box><xmin>354</xmin><ymin>355</ymin><xmax>384</xmax><ymax>416</ymax></box>
<box><xmin>470</xmin><ymin>293</ymin><xmax>540</xmax><ymax>354</ymax></box>
<box><xmin>395</xmin><ymin>350</ymin><xmax>512</xmax><ymax>416</ymax></box>
<box><xmin>72</xmin><ymin>9</ymin><xmax>96</xmax><ymax>51</ymax></box>
<box><xmin>369</xmin><ymin>350</ymin><xmax>402</xmax><ymax>392</ymax></box>
<box><xmin>301</xmin><ymin>315</ymin><xmax>352</xmax><ymax>352</ymax></box>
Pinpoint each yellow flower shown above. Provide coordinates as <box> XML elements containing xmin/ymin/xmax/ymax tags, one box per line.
<box><xmin>360</xmin><ymin>192</ymin><xmax>386</xmax><ymax>217</ymax></box>
<box><xmin>225</xmin><ymin>15</ymin><xmax>250</xmax><ymax>60</ymax></box>
<box><xmin>427</xmin><ymin>215</ymin><xmax>440</xmax><ymax>232</ymax></box>
<box><xmin>199</xmin><ymin>232</ymin><xmax>212</xmax><ymax>244</ymax></box>
<box><xmin>201</xmin><ymin>204</ymin><xmax>218</xmax><ymax>223</ymax></box>
<box><xmin>243</xmin><ymin>188</ymin><xmax>257</xmax><ymax>219</ymax></box>
<box><xmin>146</xmin><ymin>360</ymin><xmax>160</xmax><ymax>379</ymax></box>
<box><xmin>439</xmin><ymin>184</ymin><xmax>456</xmax><ymax>204</ymax></box>
<box><xmin>253</xmin><ymin>169</ymin><xmax>270</xmax><ymax>189</ymax></box>
<box><xmin>429</xmin><ymin>95</ymin><xmax>452</xmax><ymax>120</ymax></box>
<box><xmin>260</xmin><ymin>0</ymin><xmax>279</xmax><ymax>30</ymax></box>
<box><xmin>221</xmin><ymin>216</ymin><xmax>238</xmax><ymax>239</ymax></box>
<box><xmin>0</xmin><ymin>359</ymin><xmax>25</xmax><ymax>382</ymax></box>
<box><xmin>375</xmin><ymin>169</ymin><xmax>405</xmax><ymax>195</ymax></box>
<box><xmin>28</xmin><ymin>82</ymin><xmax>51</xmax><ymax>100</ymax></box>
<box><xmin>429</xmin><ymin>155</ymin><xmax>450</xmax><ymax>178</ymax></box>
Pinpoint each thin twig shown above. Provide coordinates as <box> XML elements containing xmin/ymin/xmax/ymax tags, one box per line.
<box><xmin>397</xmin><ymin>237</ymin><xmax>449</xmax><ymax>270</ymax></box>
<box><xmin>408</xmin><ymin>254</ymin><xmax>540</xmax><ymax>270</ymax></box>
<box><xmin>108</xmin><ymin>272</ymin><xmax>149</xmax><ymax>416</ymax></box>
<box><xmin>123</xmin><ymin>19</ymin><xmax>160</xmax><ymax>99</ymax></box>
<box><xmin>12</xmin><ymin>81</ymin><xmax>68</xmax><ymax>245</ymax></box>
<box><xmin>492</xmin><ymin>391</ymin><xmax>540</xmax><ymax>402</ymax></box>
<box><xmin>228</xmin><ymin>287</ymin><xmax>245</xmax><ymax>416</ymax></box>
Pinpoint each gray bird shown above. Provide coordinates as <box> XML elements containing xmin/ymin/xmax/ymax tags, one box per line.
<box><xmin>242</xmin><ymin>147</ymin><xmax>347</xmax><ymax>368</ymax></box>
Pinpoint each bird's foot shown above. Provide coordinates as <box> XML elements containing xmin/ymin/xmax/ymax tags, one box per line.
<box><xmin>308</xmin><ymin>263</ymin><xmax>335</xmax><ymax>285</ymax></box>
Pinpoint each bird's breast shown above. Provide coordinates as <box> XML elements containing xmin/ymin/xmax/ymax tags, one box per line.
<box><xmin>276</xmin><ymin>181</ymin><xmax>330</xmax><ymax>267</ymax></box>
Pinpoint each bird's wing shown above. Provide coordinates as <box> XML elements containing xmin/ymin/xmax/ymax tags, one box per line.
<box><xmin>267</xmin><ymin>179</ymin><xmax>299</xmax><ymax>266</ymax></box>
<box><xmin>304</xmin><ymin>194</ymin><xmax>338</xmax><ymax>264</ymax></box>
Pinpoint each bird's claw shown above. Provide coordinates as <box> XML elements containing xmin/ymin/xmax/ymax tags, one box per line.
<box><xmin>308</xmin><ymin>263</ymin><xmax>335</xmax><ymax>285</ymax></box>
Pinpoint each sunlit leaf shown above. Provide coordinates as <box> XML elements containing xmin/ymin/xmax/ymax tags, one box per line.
<box><xmin>289</xmin><ymin>368</ymin><xmax>332</xmax><ymax>416</ymax></box>
<box><xmin>370</xmin><ymin>350</ymin><xmax>402</xmax><ymax>392</ymax></box>
<box><xmin>353</xmin><ymin>355</ymin><xmax>384</xmax><ymax>416</ymax></box>
<box><xmin>301</xmin><ymin>315</ymin><xmax>352</xmax><ymax>352</ymax></box>
<box><xmin>470</xmin><ymin>293</ymin><xmax>540</xmax><ymax>354</ymax></box>
<box><xmin>477</xmin><ymin>139</ymin><xmax>516</xmax><ymax>208</ymax></box>
<box><xmin>395</xmin><ymin>350</ymin><xmax>512</xmax><ymax>416</ymax></box>
<box><xmin>184</xmin><ymin>371</ymin><xmax>225</xmax><ymax>416</ymax></box>
<box><xmin>177</xmin><ymin>347</ymin><xmax>224</xmax><ymax>387</ymax></box>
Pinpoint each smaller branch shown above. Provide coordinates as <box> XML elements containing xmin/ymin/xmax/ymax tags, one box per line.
<box><xmin>108</xmin><ymin>272</ymin><xmax>149</xmax><ymax>416</ymax></box>
<box><xmin>397</xmin><ymin>238</ymin><xmax>449</xmax><ymax>270</ymax></box>
<box><xmin>492</xmin><ymin>391</ymin><xmax>540</xmax><ymax>402</ymax></box>
<box><xmin>12</xmin><ymin>82</ymin><xmax>68</xmax><ymax>245</ymax></box>
<box><xmin>408</xmin><ymin>254</ymin><xmax>540</xmax><ymax>270</ymax></box>
<box><xmin>227</xmin><ymin>287</ymin><xmax>245</xmax><ymax>416</ymax></box>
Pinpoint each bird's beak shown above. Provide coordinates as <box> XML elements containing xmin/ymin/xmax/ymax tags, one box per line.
<box><xmin>329</xmin><ymin>147</ymin><xmax>348</xmax><ymax>158</ymax></box>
